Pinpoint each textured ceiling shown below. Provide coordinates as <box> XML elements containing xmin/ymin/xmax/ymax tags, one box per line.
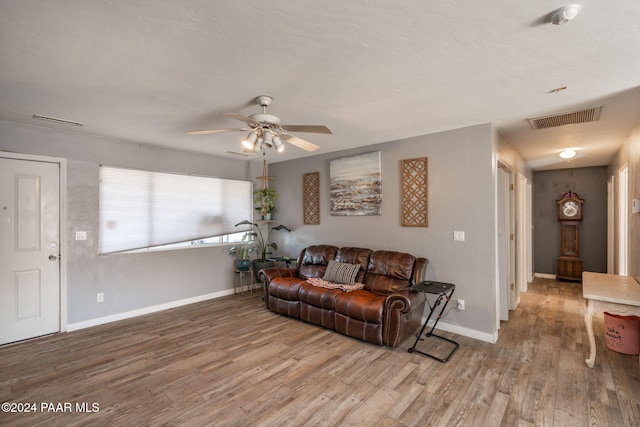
<box><xmin>1</xmin><ymin>1</ymin><xmax>639</xmax><ymax>169</ymax></box>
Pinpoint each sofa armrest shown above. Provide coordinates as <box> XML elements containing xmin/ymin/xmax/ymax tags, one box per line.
<box><xmin>258</xmin><ymin>267</ymin><xmax>299</xmax><ymax>308</ymax></box>
<box><xmin>259</xmin><ymin>267</ymin><xmax>299</xmax><ymax>283</ymax></box>
<box><xmin>383</xmin><ymin>289</ymin><xmax>427</xmax><ymax>347</ymax></box>
<box><xmin>384</xmin><ymin>289</ymin><xmax>425</xmax><ymax>314</ymax></box>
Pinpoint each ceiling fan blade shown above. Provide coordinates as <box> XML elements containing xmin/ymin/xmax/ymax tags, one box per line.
<box><xmin>280</xmin><ymin>124</ymin><xmax>332</xmax><ymax>134</ymax></box>
<box><xmin>186</xmin><ymin>128</ymin><xmax>246</xmax><ymax>135</ymax></box>
<box><xmin>280</xmin><ymin>134</ymin><xmax>320</xmax><ymax>152</ymax></box>
<box><xmin>223</xmin><ymin>112</ymin><xmax>260</xmax><ymax>127</ymax></box>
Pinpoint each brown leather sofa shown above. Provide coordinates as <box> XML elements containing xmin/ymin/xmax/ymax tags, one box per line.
<box><xmin>259</xmin><ymin>245</ymin><xmax>428</xmax><ymax>348</ymax></box>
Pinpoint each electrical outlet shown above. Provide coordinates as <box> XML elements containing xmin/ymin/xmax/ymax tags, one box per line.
<box><xmin>457</xmin><ymin>299</ymin><xmax>465</xmax><ymax>310</ymax></box>
<box><xmin>97</xmin><ymin>292</ymin><xmax>104</xmax><ymax>303</ymax></box>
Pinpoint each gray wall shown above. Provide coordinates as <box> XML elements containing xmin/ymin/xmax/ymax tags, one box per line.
<box><xmin>533</xmin><ymin>167</ymin><xmax>608</xmax><ymax>275</ymax></box>
<box><xmin>262</xmin><ymin>123</ymin><xmax>502</xmax><ymax>340</ymax></box>
<box><xmin>1</xmin><ymin>120</ymin><xmax>249</xmax><ymax>324</ymax></box>
<box><xmin>2</xmin><ymin>118</ymin><xmax>532</xmax><ymax>342</ymax></box>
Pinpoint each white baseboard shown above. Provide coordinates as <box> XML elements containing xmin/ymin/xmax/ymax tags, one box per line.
<box><xmin>534</xmin><ymin>272</ymin><xmax>557</xmax><ymax>279</ymax></box>
<box><xmin>67</xmin><ymin>287</ymin><xmax>497</xmax><ymax>345</ymax></box>
<box><xmin>421</xmin><ymin>318</ymin><xmax>498</xmax><ymax>344</ymax></box>
<box><xmin>66</xmin><ymin>288</ymin><xmax>240</xmax><ymax>332</ymax></box>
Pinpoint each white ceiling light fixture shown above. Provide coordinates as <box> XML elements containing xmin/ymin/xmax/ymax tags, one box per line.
<box><xmin>272</xmin><ymin>135</ymin><xmax>284</xmax><ymax>152</ymax></box>
<box><xmin>560</xmin><ymin>149</ymin><xmax>577</xmax><ymax>159</ymax></box>
<box><xmin>241</xmin><ymin>131</ymin><xmax>257</xmax><ymax>149</ymax></box>
<box><xmin>551</xmin><ymin>5</ymin><xmax>581</xmax><ymax>25</ymax></box>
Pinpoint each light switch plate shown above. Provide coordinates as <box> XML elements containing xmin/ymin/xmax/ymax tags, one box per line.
<box><xmin>453</xmin><ymin>231</ymin><xmax>465</xmax><ymax>241</ymax></box>
<box><xmin>75</xmin><ymin>231</ymin><xmax>87</xmax><ymax>241</ymax></box>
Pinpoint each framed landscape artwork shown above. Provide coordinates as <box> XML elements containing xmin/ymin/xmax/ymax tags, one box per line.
<box><xmin>329</xmin><ymin>151</ymin><xmax>382</xmax><ymax>216</ymax></box>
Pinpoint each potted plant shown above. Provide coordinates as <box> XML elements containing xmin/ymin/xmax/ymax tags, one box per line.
<box><xmin>228</xmin><ymin>232</ymin><xmax>255</xmax><ymax>271</ymax></box>
<box><xmin>235</xmin><ymin>220</ymin><xmax>291</xmax><ymax>280</ymax></box>
<box><xmin>253</xmin><ymin>187</ymin><xmax>278</xmax><ymax>220</ymax></box>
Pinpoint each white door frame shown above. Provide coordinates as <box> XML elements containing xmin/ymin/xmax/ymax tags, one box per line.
<box><xmin>525</xmin><ymin>179</ymin><xmax>533</xmax><ymax>284</ymax></box>
<box><xmin>0</xmin><ymin>151</ymin><xmax>67</xmax><ymax>333</ymax></box>
<box><xmin>517</xmin><ymin>174</ymin><xmax>532</xmax><ymax>295</ymax></box>
<box><xmin>607</xmin><ymin>175</ymin><xmax>615</xmax><ymax>274</ymax></box>
<box><xmin>497</xmin><ymin>162</ymin><xmax>515</xmax><ymax>322</ymax></box>
<box><xmin>618</xmin><ymin>165</ymin><xmax>629</xmax><ymax>275</ymax></box>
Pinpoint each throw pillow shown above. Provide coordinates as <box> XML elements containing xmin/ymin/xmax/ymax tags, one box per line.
<box><xmin>323</xmin><ymin>259</ymin><xmax>360</xmax><ymax>285</ymax></box>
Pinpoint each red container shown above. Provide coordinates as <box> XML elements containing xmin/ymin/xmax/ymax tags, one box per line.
<box><xmin>604</xmin><ymin>312</ymin><xmax>640</xmax><ymax>355</ymax></box>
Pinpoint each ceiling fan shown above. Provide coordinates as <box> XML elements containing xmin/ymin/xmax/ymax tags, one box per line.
<box><xmin>187</xmin><ymin>95</ymin><xmax>332</xmax><ymax>153</ymax></box>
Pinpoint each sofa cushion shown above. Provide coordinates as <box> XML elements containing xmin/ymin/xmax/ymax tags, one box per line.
<box><xmin>323</xmin><ymin>260</ymin><xmax>360</xmax><ymax>285</ymax></box>
<box><xmin>363</xmin><ymin>250</ymin><xmax>416</xmax><ymax>294</ymax></box>
<box><xmin>335</xmin><ymin>247</ymin><xmax>372</xmax><ymax>283</ymax></box>
<box><xmin>298</xmin><ymin>282</ymin><xmax>342</xmax><ymax>310</ymax></box>
<box><xmin>334</xmin><ymin>290</ymin><xmax>386</xmax><ymax>324</ymax></box>
<box><xmin>298</xmin><ymin>245</ymin><xmax>338</xmax><ymax>279</ymax></box>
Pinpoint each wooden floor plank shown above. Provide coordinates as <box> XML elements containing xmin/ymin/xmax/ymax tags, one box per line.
<box><xmin>0</xmin><ymin>278</ymin><xmax>638</xmax><ymax>426</ymax></box>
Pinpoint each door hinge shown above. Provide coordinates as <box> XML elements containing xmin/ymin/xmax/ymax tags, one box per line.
<box><xmin>511</xmin><ymin>283</ymin><xmax>515</xmax><ymax>290</ymax></box>
<box><xmin>510</xmin><ymin>183</ymin><xmax>514</xmax><ymax>190</ymax></box>
<box><xmin>510</xmin><ymin>233</ymin><xmax>514</xmax><ymax>240</ymax></box>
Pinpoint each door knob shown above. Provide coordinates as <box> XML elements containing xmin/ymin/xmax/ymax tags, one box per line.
<box><xmin>49</xmin><ymin>255</ymin><xmax>57</xmax><ymax>261</ymax></box>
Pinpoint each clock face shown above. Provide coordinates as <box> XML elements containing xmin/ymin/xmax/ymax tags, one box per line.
<box><xmin>562</xmin><ymin>201</ymin><xmax>578</xmax><ymax>217</ymax></box>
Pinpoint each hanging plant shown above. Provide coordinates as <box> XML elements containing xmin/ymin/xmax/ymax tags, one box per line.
<box><xmin>253</xmin><ymin>187</ymin><xmax>278</xmax><ymax>218</ymax></box>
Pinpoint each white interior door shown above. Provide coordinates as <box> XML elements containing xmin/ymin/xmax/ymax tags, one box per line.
<box><xmin>0</xmin><ymin>157</ymin><xmax>60</xmax><ymax>345</ymax></box>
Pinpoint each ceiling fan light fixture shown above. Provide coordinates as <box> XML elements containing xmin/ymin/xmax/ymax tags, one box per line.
<box><xmin>560</xmin><ymin>149</ymin><xmax>577</xmax><ymax>159</ymax></box>
<box><xmin>551</xmin><ymin>5</ymin><xmax>581</xmax><ymax>25</ymax></box>
<box><xmin>273</xmin><ymin>135</ymin><xmax>284</xmax><ymax>152</ymax></box>
<box><xmin>189</xmin><ymin>95</ymin><xmax>328</xmax><ymax>154</ymax></box>
<box><xmin>263</xmin><ymin>131</ymin><xmax>273</xmax><ymax>148</ymax></box>
<box><xmin>253</xmin><ymin>134</ymin><xmax>264</xmax><ymax>152</ymax></box>
<box><xmin>242</xmin><ymin>131</ymin><xmax>257</xmax><ymax>149</ymax></box>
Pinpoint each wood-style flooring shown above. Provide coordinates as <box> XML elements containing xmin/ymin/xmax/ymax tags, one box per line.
<box><xmin>1</xmin><ymin>278</ymin><xmax>639</xmax><ymax>426</ymax></box>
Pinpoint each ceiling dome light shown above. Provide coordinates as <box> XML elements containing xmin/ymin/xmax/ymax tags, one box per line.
<box><xmin>560</xmin><ymin>149</ymin><xmax>576</xmax><ymax>159</ymax></box>
<box><xmin>551</xmin><ymin>5</ymin><xmax>581</xmax><ymax>25</ymax></box>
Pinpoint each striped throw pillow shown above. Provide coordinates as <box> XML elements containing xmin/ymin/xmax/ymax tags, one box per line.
<box><xmin>323</xmin><ymin>259</ymin><xmax>361</xmax><ymax>285</ymax></box>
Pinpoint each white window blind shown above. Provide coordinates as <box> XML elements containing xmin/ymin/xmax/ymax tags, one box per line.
<box><xmin>99</xmin><ymin>166</ymin><xmax>252</xmax><ymax>254</ymax></box>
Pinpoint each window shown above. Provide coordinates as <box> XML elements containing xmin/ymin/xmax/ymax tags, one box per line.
<box><xmin>99</xmin><ymin>166</ymin><xmax>252</xmax><ymax>254</ymax></box>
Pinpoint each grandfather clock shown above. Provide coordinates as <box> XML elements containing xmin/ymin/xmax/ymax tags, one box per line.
<box><xmin>556</xmin><ymin>191</ymin><xmax>584</xmax><ymax>281</ymax></box>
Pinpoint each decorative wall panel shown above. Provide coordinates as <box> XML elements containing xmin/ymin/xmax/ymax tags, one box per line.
<box><xmin>303</xmin><ymin>172</ymin><xmax>320</xmax><ymax>224</ymax></box>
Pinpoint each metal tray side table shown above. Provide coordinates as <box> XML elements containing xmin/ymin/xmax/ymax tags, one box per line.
<box><xmin>408</xmin><ymin>281</ymin><xmax>460</xmax><ymax>363</ymax></box>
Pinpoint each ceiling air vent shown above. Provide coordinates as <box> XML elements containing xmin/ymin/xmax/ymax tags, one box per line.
<box><xmin>226</xmin><ymin>151</ymin><xmax>250</xmax><ymax>157</ymax></box>
<box><xmin>527</xmin><ymin>105</ymin><xmax>602</xmax><ymax>130</ymax></box>
<box><xmin>32</xmin><ymin>114</ymin><xmax>84</xmax><ymax>127</ymax></box>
